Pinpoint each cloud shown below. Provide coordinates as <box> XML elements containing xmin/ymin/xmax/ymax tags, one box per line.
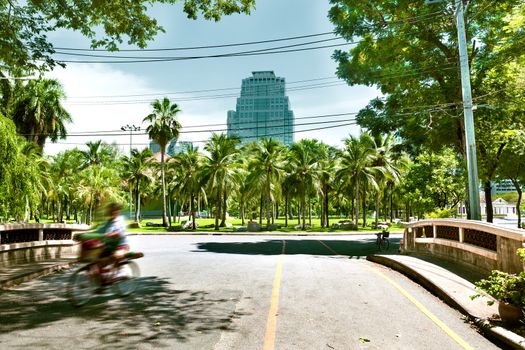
<box><xmin>44</xmin><ymin>64</ymin><xmax>155</xmax><ymax>155</ymax></box>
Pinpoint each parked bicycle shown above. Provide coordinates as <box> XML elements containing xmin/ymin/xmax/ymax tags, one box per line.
<box><xmin>67</xmin><ymin>233</ymin><xmax>144</xmax><ymax>307</ymax></box>
<box><xmin>375</xmin><ymin>228</ymin><xmax>390</xmax><ymax>252</ymax></box>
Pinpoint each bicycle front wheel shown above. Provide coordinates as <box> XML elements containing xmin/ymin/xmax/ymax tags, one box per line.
<box><xmin>379</xmin><ymin>238</ymin><xmax>390</xmax><ymax>252</ymax></box>
<box><xmin>112</xmin><ymin>261</ymin><xmax>140</xmax><ymax>297</ymax></box>
<box><xmin>67</xmin><ymin>265</ymin><xmax>97</xmax><ymax>307</ymax></box>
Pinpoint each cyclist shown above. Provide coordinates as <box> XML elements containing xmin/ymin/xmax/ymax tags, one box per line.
<box><xmin>98</xmin><ymin>202</ymin><xmax>129</xmax><ymax>260</ymax></box>
<box><xmin>376</xmin><ymin>224</ymin><xmax>390</xmax><ymax>249</ymax></box>
<box><xmin>92</xmin><ymin>203</ymin><xmax>129</xmax><ymax>287</ymax></box>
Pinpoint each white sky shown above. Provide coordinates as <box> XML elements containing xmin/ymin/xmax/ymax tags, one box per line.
<box><xmin>43</xmin><ymin>0</ymin><xmax>380</xmax><ymax>156</ymax></box>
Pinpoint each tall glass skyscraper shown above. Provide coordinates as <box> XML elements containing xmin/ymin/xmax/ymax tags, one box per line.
<box><xmin>227</xmin><ymin>71</ymin><xmax>294</xmax><ymax>145</ymax></box>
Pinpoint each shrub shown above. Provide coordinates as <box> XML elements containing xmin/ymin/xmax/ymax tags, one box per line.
<box><xmin>426</xmin><ymin>208</ymin><xmax>452</xmax><ymax>218</ymax></box>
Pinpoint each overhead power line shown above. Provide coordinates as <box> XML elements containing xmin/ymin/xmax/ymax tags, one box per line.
<box><xmin>55</xmin><ymin>41</ymin><xmax>353</xmax><ymax>64</ymax></box>
<box><xmin>54</xmin><ymin>32</ymin><xmax>337</xmax><ymax>52</ymax></box>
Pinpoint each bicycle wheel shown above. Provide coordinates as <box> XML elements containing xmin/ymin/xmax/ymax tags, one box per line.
<box><xmin>67</xmin><ymin>265</ymin><xmax>97</xmax><ymax>307</ymax></box>
<box><xmin>112</xmin><ymin>261</ymin><xmax>140</xmax><ymax>297</ymax></box>
<box><xmin>379</xmin><ymin>238</ymin><xmax>390</xmax><ymax>252</ymax></box>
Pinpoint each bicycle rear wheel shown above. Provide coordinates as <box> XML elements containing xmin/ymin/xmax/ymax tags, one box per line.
<box><xmin>67</xmin><ymin>265</ymin><xmax>97</xmax><ymax>307</ymax></box>
<box><xmin>379</xmin><ymin>238</ymin><xmax>390</xmax><ymax>252</ymax></box>
<box><xmin>112</xmin><ymin>261</ymin><xmax>140</xmax><ymax>297</ymax></box>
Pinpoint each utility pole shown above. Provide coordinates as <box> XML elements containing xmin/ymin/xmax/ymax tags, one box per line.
<box><xmin>455</xmin><ymin>0</ymin><xmax>481</xmax><ymax>220</ymax></box>
<box><xmin>427</xmin><ymin>0</ymin><xmax>481</xmax><ymax>220</ymax></box>
<box><xmin>121</xmin><ymin>124</ymin><xmax>141</xmax><ymax>220</ymax></box>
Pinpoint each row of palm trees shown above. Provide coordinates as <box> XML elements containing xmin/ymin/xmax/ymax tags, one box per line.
<box><xmin>139</xmin><ymin>98</ymin><xmax>408</xmax><ymax>230</ymax></box>
<box><xmin>0</xmin><ymin>90</ymin><xmax>410</xmax><ymax>228</ymax></box>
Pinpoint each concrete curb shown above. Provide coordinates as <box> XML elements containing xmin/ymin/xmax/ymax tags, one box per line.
<box><xmin>0</xmin><ymin>260</ymin><xmax>76</xmax><ymax>289</ymax></box>
<box><xmin>367</xmin><ymin>255</ymin><xmax>525</xmax><ymax>350</ymax></box>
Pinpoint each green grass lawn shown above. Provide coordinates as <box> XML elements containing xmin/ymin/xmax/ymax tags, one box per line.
<box><xmin>21</xmin><ymin>216</ymin><xmax>404</xmax><ymax>233</ymax></box>
<box><xmin>126</xmin><ymin>216</ymin><xmax>405</xmax><ymax>233</ymax></box>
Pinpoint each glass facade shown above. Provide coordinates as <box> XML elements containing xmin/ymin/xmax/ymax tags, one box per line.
<box><xmin>227</xmin><ymin>71</ymin><xmax>294</xmax><ymax>145</ymax></box>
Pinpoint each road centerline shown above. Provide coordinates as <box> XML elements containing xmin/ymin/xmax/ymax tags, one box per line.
<box><xmin>263</xmin><ymin>239</ymin><xmax>286</xmax><ymax>350</ymax></box>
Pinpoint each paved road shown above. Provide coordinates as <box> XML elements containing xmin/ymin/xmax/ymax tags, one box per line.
<box><xmin>0</xmin><ymin>235</ymin><xmax>501</xmax><ymax>349</ymax></box>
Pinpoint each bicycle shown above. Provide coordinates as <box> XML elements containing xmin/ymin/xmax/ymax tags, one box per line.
<box><xmin>376</xmin><ymin>229</ymin><xmax>390</xmax><ymax>252</ymax></box>
<box><xmin>67</xmin><ymin>233</ymin><xmax>144</xmax><ymax>307</ymax></box>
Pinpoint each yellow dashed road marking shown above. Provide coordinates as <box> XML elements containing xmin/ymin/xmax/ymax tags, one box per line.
<box><xmin>319</xmin><ymin>240</ymin><xmax>474</xmax><ymax>350</ymax></box>
<box><xmin>263</xmin><ymin>240</ymin><xmax>286</xmax><ymax>350</ymax></box>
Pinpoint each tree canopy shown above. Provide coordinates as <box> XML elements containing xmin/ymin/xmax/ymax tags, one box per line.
<box><xmin>1</xmin><ymin>0</ymin><xmax>257</xmax><ymax>71</ymax></box>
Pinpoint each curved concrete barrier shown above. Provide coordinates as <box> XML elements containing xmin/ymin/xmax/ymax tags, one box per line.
<box><xmin>401</xmin><ymin>219</ymin><xmax>525</xmax><ymax>274</ymax></box>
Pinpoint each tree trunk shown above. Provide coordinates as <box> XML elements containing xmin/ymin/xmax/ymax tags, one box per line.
<box><xmin>285</xmin><ymin>194</ymin><xmax>289</xmax><ymax>228</ymax></box>
<box><xmin>308</xmin><ymin>199</ymin><xmax>312</xmax><ymax>226</ymax></box>
<box><xmin>374</xmin><ymin>191</ymin><xmax>380</xmax><ymax>227</ymax></box>
<box><xmin>168</xmin><ymin>196</ymin><xmax>172</xmax><ymax>227</ymax></box>
<box><xmin>484</xmin><ymin>181</ymin><xmax>493</xmax><ymax>223</ymax></box>
<box><xmin>390</xmin><ymin>184</ymin><xmax>394</xmax><ymax>222</ymax></box>
<box><xmin>191</xmin><ymin>194</ymin><xmax>196</xmax><ymax>230</ymax></box>
<box><xmin>135</xmin><ymin>182</ymin><xmax>141</xmax><ymax>224</ymax></box>
<box><xmin>325</xmin><ymin>188</ymin><xmax>329</xmax><ymax>228</ymax></box>
<box><xmin>160</xmin><ymin>147</ymin><xmax>168</xmax><ymax>227</ymax></box>
<box><xmin>220</xmin><ymin>192</ymin><xmax>227</xmax><ymax>227</ymax></box>
<box><xmin>215</xmin><ymin>192</ymin><xmax>221</xmax><ymax>230</ymax></box>
<box><xmin>241</xmin><ymin>199</ymin><xmax>245</xmax><ymax>226</ymax></box>
<box><xmin>362</xmin><ymin>193</ymin><xmax>367</xmax><ymax>228</ymax></box>
<box><xmin>511</xmin><ymin>179</ymin><xmax>522</xmax><ymax>228</ymax></box>
<box><xmin>259</xmin><ymin>194</ymin><xmax>263</xmax><ymax>225</ymax></box>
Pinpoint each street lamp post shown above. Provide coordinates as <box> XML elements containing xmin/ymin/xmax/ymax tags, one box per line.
<box><xmin>121</xmin><ymin>124</ymin><xmax>141</xmax><ymax>220</ymax></box>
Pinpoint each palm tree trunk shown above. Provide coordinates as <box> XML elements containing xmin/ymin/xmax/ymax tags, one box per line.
<box><xmin>241</xmin><ymin>199</ymin><xmax>245</xmax><ymax>226</ymax></box>
<box><xmin>135</xmin><ymin>182</ymin><xmax>140</xmax><ymax>224</ymax></box>
<box><xmin>362</xmin><ymin>193</ymin><xmax>367</xmax><ymax>228</ymax></box>
<box><xmin>215</xmin><ymin>192</ymin><xmax>221</xmax><ymax>230</ymax></box>
<box><xmin>220</xmin><ymin>192</ymin><xmax>227</xmax><ymax>227</ymax></box>
<box><xmin>161</xmin><ymin>148</ymin><xmax>168</xmax><ymax>227</ymax></box>
<box><xmin>375</xmin><ymin>192</ymin><xmax>380</xmax><ymax>226</ymax></box>
<box><xmin>308</xmin><ymin>198</ymin><xmax>312</xmax><ymax>226</ymax></box>
<box><xmin>355</xmin><ymin>178</ymin><xmax>360</xmax><ymax>229</ymax></box>
<box><xmin>325</xmin><ymin>187</ymin><xmax>330</xmax><ymax>228</ymax></box>
<box><xmin>390</xmin><ymin>184</ymin><xmax>394</xmax><ymax>222</ymax></box>
<box><xmin>168</xmin><ymin>196</ymin><xmax>172</xmax><ymax>227</ymax></box>
<box><xmin>285</xmin><ymin>194</ymin><xmax>289</xmax><ymax>228</ymax></box>
<box><xmin>259</xmin><ymin>194</ymin><xmax>263</xmax><ymax>225</ymax></box>
<box><xmin>191</xmin><ymin>194</ymin><xmax>196</xmax><ymax>230</ymax></box>
<box><xmin>301</xmin><ymin>196</ymin><xmax>306</xmax><ymax>229</ymax></box>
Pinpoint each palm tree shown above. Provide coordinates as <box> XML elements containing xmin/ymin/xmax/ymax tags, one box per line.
<box><xmin>170</xmin><ymin>145</ymin><xmax>205</xmax><ymax>230</ymax></box>
<box><xmin>143</xmin><ymin>97</ymin><xmax>182</xmax><ymax>227</ymax></box>
<box><xmin>317</xmin><ymin>143</ymin><xmax>338</xmax><ymax>228</ymax></box>
<box><xmin>288</xmin><ymin>139</ymin><xmax>321</xmax><ymax>229</ymax></box>
<box><xmin>80</xmin><ymin>140</ymin><xmax>117</xmax><ymax>168</ymax></box>
<box><xmin>370</xmin><ymin>134</ymin><xmax>405</xmax><ymax>226</ymax></box>
<box><xmin>202</xmin><ymin>133</ymin><xmax>241</xmax><ymax>230</ymax></box>
<box><xmin>336</xmin><ymin>133</ymin><xmax>379</xmax><ymax>229</ymax></box>
<box><xmin>11</xmin><ymin>79</ymin><xmax>71</xmax><ymax>150</ymax></box>
<box><xmin>246</xmin><ymin>138</ymin><xmax>286</xmax><ymax>226</ymax></box>
<box><xmin>122</xmin><ymin>148</ymin><xmax>155</xmax><ymax>226</ymax></box>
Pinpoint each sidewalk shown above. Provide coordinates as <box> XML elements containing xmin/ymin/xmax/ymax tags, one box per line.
<box><xmin>0</xmin><ymin>258</ymin><xmax>76</xmax><ymax>289</ymax></box>
<box><xmin>368</xmin><ymin>254</ymin><xmax>525</xmax><ymax>349</ymax></box>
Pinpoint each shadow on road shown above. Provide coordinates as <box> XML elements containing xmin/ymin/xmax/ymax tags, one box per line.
<box><xmin>0</xmin><ymin>273</ymin><xmax>244</xmax><ymax>349</ymax></box>
<box><xmin>194</xmin><ymin>238</ymin><xmax>401</xmax><ymax>257</ymax></box>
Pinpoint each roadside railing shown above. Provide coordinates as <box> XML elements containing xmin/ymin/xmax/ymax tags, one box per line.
<box><xmin>0</xmin><ymin>223</ymin><xmax>90</xmax><ymax>267</ymax></box>
<box><xmin>402</xmin><ymin>219</ymin><xmax>525</xmax><ymax>274</ymax></box>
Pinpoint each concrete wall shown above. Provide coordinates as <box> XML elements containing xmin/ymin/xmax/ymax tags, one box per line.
<box><xmin>0</xmin><ymin>241</ymin><xmax>80</xmax><ymax>267</ymax></box>
<box><xmin>402</xmin><ymin>219</ymin><xmax>525</xmax><ymax>275</ymax></box>
<box><xmin>0</xmin><ymin>224</ymin><xmax>89</xmax><ymax>267</ymax></box>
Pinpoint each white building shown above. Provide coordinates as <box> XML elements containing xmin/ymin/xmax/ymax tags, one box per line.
<box><xmin>458</xmin><ymin>198</ymin><xmax>517</xmax><ymax>217</ymax></box>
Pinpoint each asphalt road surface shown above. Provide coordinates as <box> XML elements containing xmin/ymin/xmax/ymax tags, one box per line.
<box><xmin>0</xmin><ymin>235</ymin><xmax>501</xmax><ymax>349</ymax></box>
